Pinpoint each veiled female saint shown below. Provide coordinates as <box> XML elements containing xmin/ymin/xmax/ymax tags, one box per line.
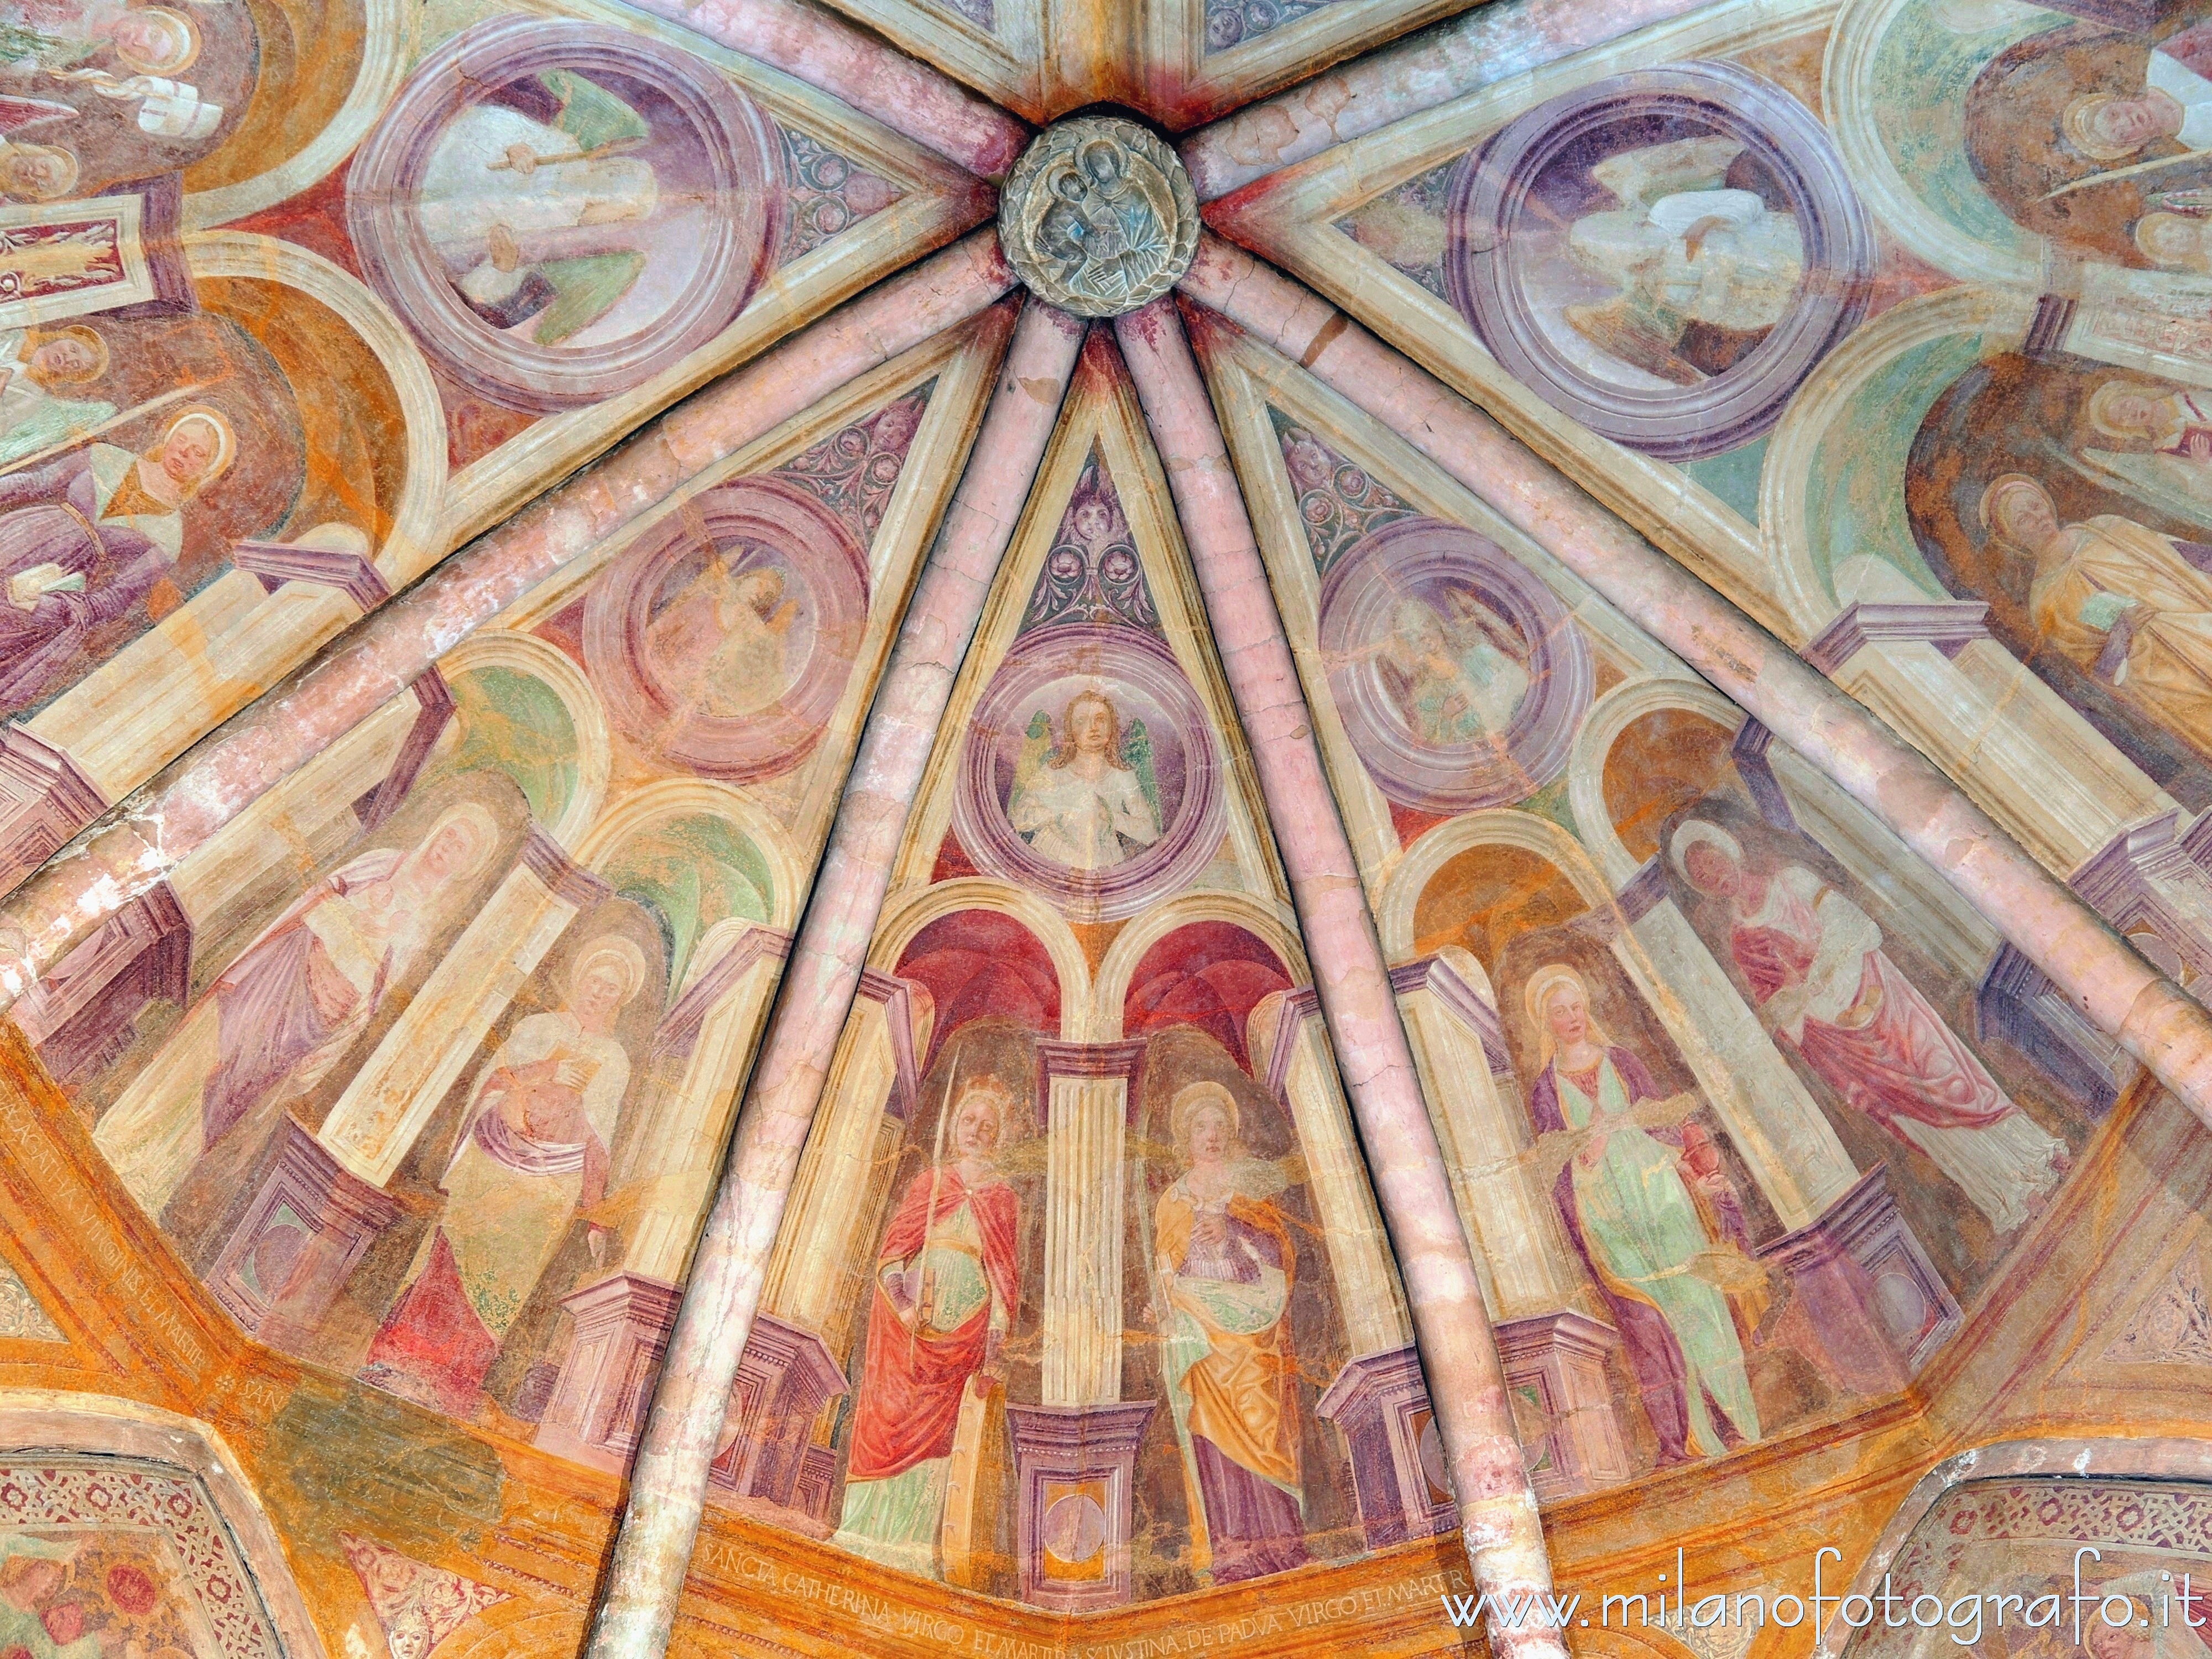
<box><xmin>1563</xmin><ymin>137</ymin><xmax>1804</xmax><ymax>385</ymax></box>
<box><xmin>833</xmin><ymin>1076</ymin><xmax>1020</xmax><ymax>1579</ymax></box>
<box><xmin>1522</xmin><ymin>965</ymin><xmax>1762</xmax><ymax>1466</ymax></box>
<box><xmin>1673</xmin><ymin>820</ymin><xmax>2069</xmax><ymax>1232</ymax></box>
<box><xmin>1154</xmin><ymin>1082</ymin><xmax>1308</xmax><ymax>1583</ymax></box>
<box><xmin>417</xmin><ymin>71</ymin><xmax>660</xmax><ymax>347</ymax></box>
<box><xmin>1378</xmin><ymin>593</ymin><xmax>1529</xmax><ymax>744</ymax></box>
<box><xmin>362</xmin><ymin>936</ymin><xmax>646</xmax><ymax>1417</ymax></box>
<box><xmin>194</xmin><ymin>805</ymin><xmax>501</xmax><ymax>1153</ymax></box>
<box><xmin>0</xmin><ymin>403</ymin><xmax>232</xmax><ymax>715</ymax></box>
<box><xmin>1981</xmin><ymin>472</ymin><xmax>2212</xmax><ymax>761</ymax></box>
<box><xmin>1006</xmin><ymin>689</ymin><xmax>1162</xmax><ymax>872</ymax></box>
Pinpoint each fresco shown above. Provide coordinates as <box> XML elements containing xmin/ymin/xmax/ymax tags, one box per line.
<box><xmin>0</xmin><ymin>0</ymin><xmax>2209</xmax><ymax>1650</ymax></box>
<box><xmin>745</xmin><ymin>338</ymin><xmax>1396</xmax><ymax>1610</ymax></box>
<box><xmin>20</xmin><ymin>322</ymin><xmax>994</xmax><ymax>1471</ymax></box>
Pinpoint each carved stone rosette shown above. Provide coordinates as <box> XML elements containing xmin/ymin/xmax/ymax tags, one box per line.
<box><xmin>999</xmin><ymin>116</ymin><xmax>1198</xmax><ymax>318</ymax></box>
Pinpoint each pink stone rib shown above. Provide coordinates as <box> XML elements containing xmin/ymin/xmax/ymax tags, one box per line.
<box><xmin>579</xmin><ymin>298</ymin><xmax>1088</xmax><ymax>1659</ymax></box>
<box><xmin>622</xmin><ymin>0</ymin><xmax>1031</xmax><ymax>181</ymax></box>
<box><xmin>1113</xmin><ymin>296</ymin><xmax>1566</xmax><ymax>1659</ymax></box>
<box><xmin>1178</xmin><ymin>0</ymin><xmax>1713</xmax><ymax>200</ymax></box>
<box><xmin>0</xmin><ymin>232</ymin><xmax>1019</xmax><ymax>1012</ymax></box>
<box><xmin>1177</xmin><ymin>232</ymin><xmax>2212</xmax><ymax>1122</ymax></box>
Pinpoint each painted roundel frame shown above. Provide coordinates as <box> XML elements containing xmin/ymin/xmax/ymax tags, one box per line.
<box><xmin>583</xmin><ymin>476</ymin><xmax>869</xmax><ymax>781</ymax></box>
<box><xmin>1318</xmin><ymin>517</ymin><xmax>1592</xmax><ymax>812</ymax></box>
<box><xmin>1446</xmin><ymin>61</ymin><xmax>1874</xmax><ymax>461</ymax></box>
<box><xmin>952</xmin><ymin>624</ymin><xmax>1225</xmax><ymax>921</ymax></box>
<box><xmin>346</xmin><ymin>15</ymin><xmax>783</xmax><ymax>414</ymax></box>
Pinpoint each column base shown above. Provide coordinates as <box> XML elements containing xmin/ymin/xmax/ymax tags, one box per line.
<box><xmin>12</xmin><ymin>883</ymin><xmax>189</xmax><ymax>1084</ymax></box>
<box><xmin>534</xmin><ymin>1272</ymin><xmax>684</xmax><ymax>1472</ymax></box>
<box><xmin>207</xmin><ymin>1119</ymin><xmax>401</xmax><ymax>1350</ymax></box>
<box><xmin>1317</xmin><ymin>1346</ymin><xmax>1454</xmax><ymax>1545</ymax></box>
<box><xmin>1494</xmin><ymin>1311</ymin><xmax>1633</xmax><ymax>1499</ymax></box>
<box><xmin>709</xmin><ymin>1313</ymin><xmax>848</xmax><ymax>1521</ymax></box>
<box><xmin>1006</xmin><ymin>1401</ymin><xmax>1153</xmax><ymax>1611</ymax></box>
<box><xmin>0</xmin><ymin>727</ymin><xmax>105</xmax><ymax>896</ymax></box>
<box><xmin>1757</xmin><ymin>1164</ymin><xmax>1959</xmax><ymax>1383</ymax></box>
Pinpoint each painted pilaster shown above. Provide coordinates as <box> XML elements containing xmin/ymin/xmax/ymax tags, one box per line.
<box><xmin>1038</xmin><ymin>1039</ymin><xmax>1142</xmax><ymax>1407</ymax></box>
<box><xmin>580</xmin><ymin>299</ymin><xmax>1085</xmax><ymax>1659</ymax></box>
<box><xmin>1114</xmin><ymin>297</ymin><xmax>1563</xmax><ymax>1659</ymax></box>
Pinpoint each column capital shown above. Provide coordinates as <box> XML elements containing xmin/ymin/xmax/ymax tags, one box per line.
<box><xmin>1801</xmin><ymin>601</ymin><xmax>1993</xmax><ymax>677</ymax></box>
<box><xmin>1390</xmin><ymin>956</ymin><xmax>1512</xmax><ymax>1076</ymax></box>
<box><xmin>1033</xmin><ymin>1037</ymin><xmax>1146</xmax><ymax>1127</ymax></box>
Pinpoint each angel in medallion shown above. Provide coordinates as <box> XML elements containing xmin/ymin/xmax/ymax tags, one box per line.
<box><xmin>1561</xmin><ymin>135</ymin><xmax>1806</xmax><ymax>386</ymax></box>
<box><xmin>1005</xmin><ymin>687</ymin><xmax>1162</xmax><ymax>871</ymax></box>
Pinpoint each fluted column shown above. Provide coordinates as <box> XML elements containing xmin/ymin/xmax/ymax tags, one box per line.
<box><xmin>1115</xmin><ymin>298</ymin><xmax>1563</xmax><ymax>1659</ymax></box>
<box><xmin>0</xmin><ymin>234</ymin><xmax>1020</xmax><ymax>1015</ymax></box>
<box><xmin>1178</xmin><ymin>235</ymin><xmax>2212</xmax><ymax>1133</ymax></box>
<box><xmin>580</xmin><ymin>298</ymin><xmax>1087</xmax><ymax>1659</ymax></box>
<box><xmin>1039</xmin><ymin>1039</ymin><xmax>1144</xmax><ymax>1406</ymax></box>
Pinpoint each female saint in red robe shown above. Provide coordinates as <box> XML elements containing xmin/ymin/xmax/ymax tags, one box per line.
<box><xmin>831</xmin><ymin>1075</ymin><xmax>1020</xmax><ymax>1579</ymax></box>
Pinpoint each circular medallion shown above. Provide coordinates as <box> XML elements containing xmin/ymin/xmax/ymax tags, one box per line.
<box><xmin>346</xmin><ymin>17</ymin><xmax>782</xmax><ymax>414</ymax></box>
<box><xmin>952</xmin><ymin>624</ymin><xmax>1224</xmax><ymax>922</ymax></box>
<box><xmin>582</xmin><ymin>477</ymin><xmax>869</xmax><ymax>781</ymax></box>
<box><xmin>1317</xmin><ymin>517</ymin><xmax>1592</xmax><ymax>812</ymax></box>
<box><xmin>1446</xmin><ymin>62</ymin><xmax>1871</xmax><ymax>461</ymax></box>
<box><xmin>998</xmin><ymin>116</ymin><xmax>1198</xmax><ymax>318</ymax></box>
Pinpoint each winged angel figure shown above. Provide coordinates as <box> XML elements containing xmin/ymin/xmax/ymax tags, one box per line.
<box><xmin>1006</xmin><ymin>688</ymin><xmax>1162</xmax><ymax>871</ymax></box>
<box><xmin>1561</xmin><ymin>135</ymin><xmax>1805</xmax><ymax>387</ymax></box>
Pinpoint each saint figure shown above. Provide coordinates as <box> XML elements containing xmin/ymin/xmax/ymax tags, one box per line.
<box><xmin>0</xmin><ymin>401</ymin><xmax>231</xmax><ymax>715</ymax></box>
<box><xmin>0</xmin><ymin>324</ymin><xmax>111</xmax><ymax>468</ymax></box>
<box><xmin>362</xmin><ymin>936</ymin><xmax>646</xmax><ymax>1417</ymax></box>
<box><xmin>1966</xmin><ymin>20</ymin><xmax>2212</xmax><ymax>264</ymax></box>
<box><xmin>1981</xmin><ymin>471</ymin><xmax>2212</xmax><ymax>757</ymax></box>
<box><xmin>1522</xmin><ymin>964</ymin><xmax>1762</xmax><ymax>1465</ymax></box>
<box><xmin>1673</xmin><ymin>819</ymin><xmax>2069</xmax><ymax>1232</ymax></box>
<box><xmin>1563</xmin><ymin>137</ymin><xmax>1804</xmax><ymax>385</ymax></box>
<box><xmin>196</xmin><ymin>804</ymin><xmax>501</xmax><ymax>1151</ymax></box>
<box><xmin>1152</xmin><ymin>1082</ymin><xmax>1309</xmax><ymax>1583</ymax></box>
<box><xmin>833</xmin><ymin>1076</ymin><xmax>1021</xmax><ymax>1579</ymax></box>
<box><xmin>2079</xmin><ymin>380</ymin><xmax>2212</xmax><ymax>526</ymax></box>
<box><xmin>1377</xmin><ymin>593</ymin><xmax>1529</xmax><ymax>744</ymax></box>
<box><xmin>1006</xmin><ymin>688</ymin><xmax>1162</xmax><ymax>871</ymax></box>
<box><xmin>417</xmin><ymin>71</ymin><xmax>660</xmax><ymax>348</ymax></box>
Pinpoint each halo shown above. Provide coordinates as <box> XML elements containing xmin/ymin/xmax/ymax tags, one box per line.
<box><xmin>419</xmin><ymin>801</ymin><xmax>500</xmax><ymax>883</ymax></box>
<box><xmin>1521</xmin><ymin>962</ymin><xmax>1590</xmax><ymax>1034</ymax></box>
<box><xmin>1670</xmin><ymin>819</ymin><xmax>1745</xmax><ymax>887</ymax></box>
<box><xmin>160</xmin><ymin>403</ymin><xmax>237</xmax><ymax>492</ymax></box>
<box><xmin>1976</xmin><ymin>471</ymin><xmax>2047</xmax><ymax>540</ymax></box>
<box><xmin>570</xmin><ymin>936</ymin><xmax>648</xmax><ymax>1007</ymax></box>
<box><xmin>1170</xmin><ymin>1081</ymin><xmax>1240</xmax><ymax>1157</ymax></box>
